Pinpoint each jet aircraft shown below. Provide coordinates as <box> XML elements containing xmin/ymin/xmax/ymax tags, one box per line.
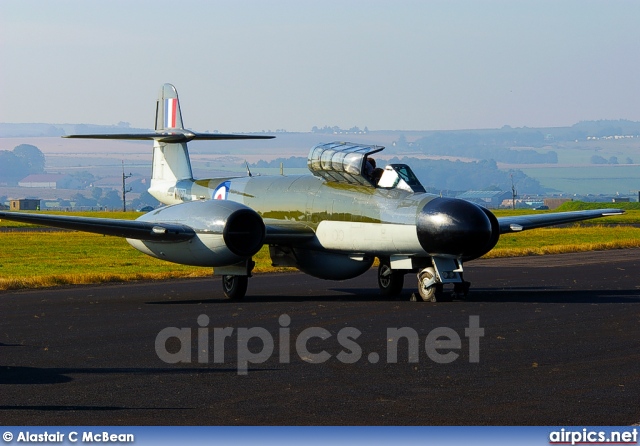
<box><xmin>0</xmin><ymin>84</ymin><xmax>624</xmax><ymax>301</ymax></box>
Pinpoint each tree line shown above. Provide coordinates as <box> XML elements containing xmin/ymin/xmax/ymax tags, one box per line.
<box><xmin>399</xmin><ymin>132</ymin><xmax>558</xmax><ymax>164</ymax></box>
<box><xmin>250</xmin><ymin>156</ymin><xmax>544</xmax><ymax>194</ymax></box>
<box><xmin>0</xmin><ymin>144</ymin><xmax>46</xmax><ymax>184</ymax></box>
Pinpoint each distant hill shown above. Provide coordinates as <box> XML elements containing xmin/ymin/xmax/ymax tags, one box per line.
<box><xmin>4</xmin><ymin>120</ymin><xmax>640</xmax><ymax>139</ymax></box>
<box><xmin>569</xmin><ymin>119</ymin><xmax>640</xmax><ymax>138</ymax></box>
<box><xmin>0</xmin><ymin>123</ymin><xmax>152</xmax><ymax>138</ymax></box>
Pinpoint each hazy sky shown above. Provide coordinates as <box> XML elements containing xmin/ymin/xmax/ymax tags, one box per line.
<box><xmin>1</xmin><ymin>0</ymin><xmax>639</xmax><ymax>133</ymax></box>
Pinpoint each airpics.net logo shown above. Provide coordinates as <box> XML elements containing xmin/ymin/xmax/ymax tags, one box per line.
<box><xmin>155</xmin><ymin>314</ymin><xmax>484</xmax><ymax>375</ymax></box>
<box><xmin>549</xmin><ymin>428</ymin><xmax>638</xmax><ymax>445</ymax></box>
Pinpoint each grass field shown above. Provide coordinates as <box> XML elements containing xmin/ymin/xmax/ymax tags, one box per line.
<box><xmin>1</xmin><ymin>204</ymin><xmax>639</xmax><ymax>291</ymax></box>
<box><xmin>518</xmin><ymin>165</ymin><xmax>640</xmax><ymax>195</ymax></box>
<box><xmin>486</xmin><ymin>225</ymin><xmax>640</xmax><ymax>258</ymax></box>
<box><xmin>0</xmin><ymin>211</ymin><xmax>143</xmax><ymax>227</ymax></box>
<box><xmin>494</xmin><ymin>203</ymin><xmax>640</xmax><ymax>225</ymax></box>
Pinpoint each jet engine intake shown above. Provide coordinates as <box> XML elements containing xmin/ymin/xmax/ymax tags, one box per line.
<box><xmin>223</xmin><ymin>208</ymin><xmax>267</xmax><ymax>257</ymax></box>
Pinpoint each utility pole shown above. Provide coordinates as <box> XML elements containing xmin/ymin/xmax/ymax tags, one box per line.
<box><xmin>122</xmin><ymin>160</ymin><xmax>132</xmax><ymax>212</ymax></box>
<box><xmin>510</xmin><ymin>174</ymin><xmax>517</xmax><ymax>210</ymax></box>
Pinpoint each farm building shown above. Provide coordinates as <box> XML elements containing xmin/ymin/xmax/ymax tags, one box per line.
<box><xmin>456</xmin><ymin>190</ymin><xmax>511</xmax><ymax>208</ymax></box>
<box><xmin>10</xmin><ymin>199</ymin><xmax>41</xmax><ymax>211</ymax></box>
<box><xmin>18</xmin><ymin>174</ymin><xmax>81</xmax><ymax>189</ymax></box>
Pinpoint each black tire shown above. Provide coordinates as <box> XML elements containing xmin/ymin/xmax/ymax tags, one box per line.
<box><xmin>222</xmin><ymin>275</ymin><xmax>248</xmax><ymax>300</ymax></box>
<box><xmin>436</xmin><ymin>285</ymin><xmax>453</xmax><ymax>302</ymax></box>
<box><xmin>378</xmin><ymin>261</ymin><xmax>404</xmax><ymax>297</ymax></box>
<box><xmin>452</xmin><ymin>281</ymin><xmax>471</xmax><ymax>300</ymax></box>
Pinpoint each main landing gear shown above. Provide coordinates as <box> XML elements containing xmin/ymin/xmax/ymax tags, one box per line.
<box><xmin>377</xmin><ymin>260</ymin><xmax>404</xmax><ymax>297</ymax></box>
<box><xmin>222</xmin><ymin>275</ymin><xmax>248</xmax><ymax>300</ymax></box>
<box><xmin>218</xmin><ymin>259</ymin><xmax>255</xmax><ymax>300</ymax></box>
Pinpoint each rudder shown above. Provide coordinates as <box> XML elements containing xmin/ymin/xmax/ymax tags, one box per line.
<box><xmin>150</xmin><ymin>84</ymin><xmax>193</xmax><ymax>201</ymax></box>
<box><xmin>155</xmin><ymin>83</ymin><xmax>185</xmax><ymax>131</ymax></box>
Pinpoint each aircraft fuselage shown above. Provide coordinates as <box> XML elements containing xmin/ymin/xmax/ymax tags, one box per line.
<box><xmin>159</xmin><ymin>174</ymin><xmax>496</xmax><ymax>263</ymax></box>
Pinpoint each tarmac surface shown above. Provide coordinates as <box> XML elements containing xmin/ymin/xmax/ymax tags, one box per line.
<box><xmin>1</xmin><ymin>249</ymin><xmax>640</xmax><ymax>425</ymax></box>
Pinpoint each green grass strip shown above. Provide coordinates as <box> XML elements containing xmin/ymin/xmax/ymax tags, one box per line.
<box><xmin>2</xmin><ymin>204</ymin><xmax>639</xmax><ymax>290</ymax></box>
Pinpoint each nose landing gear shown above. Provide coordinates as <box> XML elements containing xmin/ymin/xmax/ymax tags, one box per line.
<box><xmin>377</xmin><ymin>260</ymin><xmax>405</xmax><ymax>297</ymax></box>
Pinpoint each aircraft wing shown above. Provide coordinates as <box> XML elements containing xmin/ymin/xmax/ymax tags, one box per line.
<box><xmin>497</xmin><ymin>209</ymin><xmax>624</xmax><ymax>234</ymax></box>
<box><xmin>0</xmin><ymin>211</ymin><xmax>314</xmax><ymax>245</ymax></box>
<box><xmin>0</xmin><ymin>211</ymin><xmax>195</xmax><ymax>241</ymax></box>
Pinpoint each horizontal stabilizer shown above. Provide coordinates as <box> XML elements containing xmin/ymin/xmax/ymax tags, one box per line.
<box><xmin>64</xmin><ymin>132</ymin><xmax>275</xmax><ymax>143</ymax></box>
<box><xmin>64</xmin><ymin>83</ymin><xmax>275</xmax><ymax>143</ymax></box>
<box><xmin>0</xmin><ymin>211</ymin><xmax>195</xmax><ymax>242</ymax></box>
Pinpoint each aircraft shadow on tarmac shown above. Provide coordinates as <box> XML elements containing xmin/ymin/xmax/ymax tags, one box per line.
<box><xmin>463</xmin><ymin>288</ymin><xmax>640</xmax><ymax>304</ymax></box>
<box><xmin>145</xmin><ymin>291</ymin><xmax>384</xmax><ymax>305</ymax></box>
<box><xmin>145</xmin><ymin>288</ymin><xmax>640</xmax><ymax>305</ymax></box>
<box><xmin>0</xmin><ymin>365</ymin><xmax>270</xmax><ymax>386</ymax></box>
<box><xmin>0</xmin><ymin>405</ymin><xmax>173</xmax><ymax>412</ymax></box>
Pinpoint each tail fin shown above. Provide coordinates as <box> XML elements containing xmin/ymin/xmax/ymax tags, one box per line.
<box><xmin>155</xmin><ymin>83</ymin><xmax>184</xmax><ymax>131</ymax></box>
<box><xmin>150</xmin><ymin>84</ymin><xmax>193</xmax><ymax>186</ymax></box>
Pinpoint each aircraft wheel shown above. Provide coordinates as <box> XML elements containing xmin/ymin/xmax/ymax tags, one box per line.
<box><xmin>417</xmin><ymin>267</ymin><xmax>438</xmax><ymax>302</ymax></box>
<box><xmin>378</xmin><ymin>261</ymin><xmax>404</xmax><ymax>297</ymax></box>
<box><xmin>222</xmin><ymin>275</ymin><xmax>248</xmax><ymax>300</ymax></box>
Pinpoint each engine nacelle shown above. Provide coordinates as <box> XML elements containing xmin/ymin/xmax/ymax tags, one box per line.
<box><xmin>127</xmin><ymin>200</ymin><xmax>265</xmax><ymax>267</ymax></box>
<box><xmin>416</xmin><ymin>197</ymin><xmax>495</xmax><ymax>261</ymax></box>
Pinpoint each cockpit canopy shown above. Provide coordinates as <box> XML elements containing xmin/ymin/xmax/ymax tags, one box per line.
<box><xmin>308</xmin><ymin>142</ymin><xmax>383</xmax><ymax>186</ymax></box>
<box><xmin>377</xmin><ymin>164</ymin><xmax>426</xmax><ymax>193</ymax></box>
<box><xmin>307</xmin><ymin>141</ymin><xmax>426</xmax><ymax>193</ymax></box>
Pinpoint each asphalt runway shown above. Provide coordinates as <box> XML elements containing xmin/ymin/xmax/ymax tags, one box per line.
<box><xmin>1</xmin><ymin>249</ymin><xmax>640</xmax><ymax>425</ymax></box>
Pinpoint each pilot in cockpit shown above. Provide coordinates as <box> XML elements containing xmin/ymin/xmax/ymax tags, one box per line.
<box><xmin>371</xmin><ymin>167</ymin><xmax>384</xmax><ymax>185</ymax></box>
<box><xmin>364</xmin><ymin>157</ymin><xmax>383</xmax><ymax>185</ymax></box>
<box><xmin>364</xmin><ymin>157</ymin><xmax>376</xmax><ymax>178</ymax></box>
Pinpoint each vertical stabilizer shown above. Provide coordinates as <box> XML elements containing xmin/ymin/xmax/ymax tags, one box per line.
<box><xmin>155</xmin><ymin>83</ymin><xmax>185</xmax><ymax>131</ymax></box>
<box><xmin>150</xmin><ymin>84</ymin><xmax>193</xmax><ymax>200</ymax></box>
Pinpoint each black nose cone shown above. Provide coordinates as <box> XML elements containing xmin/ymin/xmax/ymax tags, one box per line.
<box><xmin>417</xmin><ymin>197</ymin><xmax>494</xmax><ymax>259</ymax></box>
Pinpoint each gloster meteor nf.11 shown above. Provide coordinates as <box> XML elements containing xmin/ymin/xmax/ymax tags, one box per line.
<box><xmin>0</xmin><ymin>84</ymin><xmax>624</xmax><ymax>301</ymax></box>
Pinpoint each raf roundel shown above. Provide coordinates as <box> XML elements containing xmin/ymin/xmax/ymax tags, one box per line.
<box><xmin>213</xmin><ymin>181</ymin><xmax>230</xmax><ymax>200</ymax></box>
